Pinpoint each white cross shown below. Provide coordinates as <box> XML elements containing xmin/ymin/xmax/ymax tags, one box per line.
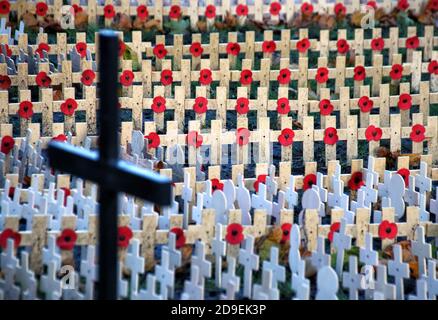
<box><xmin>42</xmin><ymin>235</ymin><xmax>61</xmax><ymax>271</ymax></box>
<box><xmin>311</xmin><ymin>236</ymin><xmax>331</xmax><ymax>271</ymax></box>
<box><xmin>159</xmin><ymin>197</ymin><xmax>179</xmax><ymax>229</ymax></box>
<box><xmin>80</xmin><ymin>245</ymin><xmax>98</xmax><ymax>300</ymax></box>
<box><xmin>192</xmin><ymin>241</ymin><xmax>212</xmax><ymax>287</ymax></box>
<box><xmin>328</xmin><ymin>178</ymin><xmax>349</xmax><ymax>211</ymax></box>
<box><xmin>362</xmin><ymin>172</ymin><xmax>378</xmax><ymax>207</ymax></box>
<box><xmin>133</xmin><ymin>274</ymin><xmax>163</xmax><ymax>300</ymax></box>
<box><xmin>284</xmin><ymin>175</ymin><xmax>298</xmax><ymax>210</ymax></box>
<box><xmin>418</xmin><ymin>193</ymin><xmax>429</xmax><ymax>222</ymax></box>
<box><xmin>262</xmin><ymin>246</ymin><xmax>286</xmax><ymax>289</ymax></box>
<box><xmin>236</xmin><ymin>174</ymin><xmax>252</xmax><ymax>225</ymax></box>
<box><xmin>359</xmin><ymin>233</ymin><xmax>378</xmax><ymax>266</ymax></box>
<box><xmin>302</xmin><ymin>188</ymin><xmax>325</xmax><ymax>220</ymax></box>
<box><xmin>223</xmin><ymin>179</ymin><xmax>236</xmax><ymax>210</ymax></box>
<box><xmin>191</xmin><ymin>192</ymin><xmax>204</xmax><ymax>225</ymax></box>
<box><xmin>253</xmin><ymin>269</ymin><xmax>279</xmax><ymax>300</ymax></box>
<box><xmin>350</xmin><ymin>188</ymin><xmax>369</xmax><ymax>212</ymax></box>
<box><xmin>1</xmin><ymin>238</ymin><xmax>19</xmax><ymax>270</ymax></box>
<box><xmin>125</xmin><ymin>239</ymin><xmax>145</xmax><ymax>296</ymax></box>
<box><xmin>430</xmin><ymin>189</ymin><xmax>438</xmax><ymax>223</ymax></box>
<box><xmin>251</xmin><ymin>183</ymin><xmax>273</xmax><ymax>216</ymax></box>
<box><xmin>389</xmin><ymin>173</ymin><xmax>406</xmax><ymax>220</ymax></box>
<box><xmin>342</xmin><ymin>256</ymin><xmax>364</xmax><ymax>300</ymax></box>
<box><xmin>427</xmin><ymin>260</ymin><xmax>438</xmax><ymax>299</ymax></box>
<box><xmin>272</xmin><ymin>190</ymin><xmax>285</xmax><ymax>222</ymax></box>
<box><xmin>212</xmin><ymin>224</ymin><xmax>226</xmax><ymax>287</ymax></box>
<box><xmin>374</xmin><ymin>265</ymin><xmax>396</xmax><ymax>300</ymax></box>
<box><xmin>164</xmin><ymin>232</ymin><xmax>182</xmax><ymax>270</ymax></box>
<box><xmin>181</xmin><ymin>172</ymin><xmax>193</xmax><ymax>229</ymax></box>
<box><xmin>363</xmin><ymin>156</ymin><xmax>379</xmax><ymax>188</ymax></box>
<box><xmin>388</xmin><ymin>244</ymin><xmax>409</xmax><ymax>300</ymax></box>
<box><xmin>183</xmin><ymin>265</ymin><xmax>204</xmax><ymax>300</ymax></box>
<box><xmin>316</xmin><ymin>266</ymin><xmax>339</xmax><ymax>300</ymax></box>
<box><xmin>288</xmin><ymin>224</ymin><xmax>302</xmax><ymax>275</ymax></box>
<box><xmin>221</xmin><ymin>256</ymin><xmax>240</xmax><ymax>300</ymax></box>
<box><xmin>8</xmin><ymin>186</ymin><xmax>22</xmax><ymax>217</ymax></box>
<box><xmin>239</xmin><ymin>235</ymin><xmax>259</xmax><ymax>298</ymax></box>
<box><xmin>40</xmin><ymin>261</ymin><xmax>62</xmax><ymax>300</ymax></box>
<box><xmin>155</xmin><ymin>250</ymin><xmax>175</xmax><ymax>300</ymax></box>
<box><xmin>292</xmin><ymin>259</ymin><xmax>310</xmax><ymax>298</ymax></box>
<box><xmin>118</xmin><ymin>262</ymin><xmax>128</xmax><ymax>299</ymax></box>
<box><xmin>265</xmin><ymin>165</ymin><xmax>278</xmax><ymax>201</ymax></box>
<box><xmin>21</xmin><ymin>190</ymin><xmax>38</xmax><ymax>230</ymax></box>
<box><xmin>404</xmin><ymin>175</ymin><xmax>419</xmax><ymax>206</ymax></box>
<box><xmin>221</xmin><ymin>279</ymin><xmax>239</xmax><ymax>300</ymax></box>
<box><xmin>16</xmin><ymin>252</ymin><xmax>37</xmax><ymax>300</ymax></box>
<box><xmin>0</xmin><ymin>265</ymin><xmax>20</xmax><ymax>300</ymax></box>
<box><xmin>333</xmin><ymin>218</ymin><xmax>352</xmax><ymax>276</ymax></box>
<box><xmin>411</xmin><ymin>225</ymin><xmax>431</xmax><ymax>278</ymax></box>
<box><xmin>378</xmin><ymin>170</ymin><xmax>392</xmax><ymax>198</ymax></box>
<box><xmin>315</xmin><ymin>172</ymin><xmax>328</xmax><ymax>202</ymax></box>
<box><xmin>212</xmin><ymin>189</ymin><xmax>227</xmax><ymax>224</ymax></box>
<box><xmin>408</xmin><ymin>279</ymin><xmax>428</xmax><ymax>300</ymax></box>
<box><xmin>202</xmin><ymin>179</ymin><xmax>213</xmax><ymax>208</ymax></box>
<box><xmin>415</xmin><ymin>162</ymin><xmax>432</xmax><ymax>195</ymax></box>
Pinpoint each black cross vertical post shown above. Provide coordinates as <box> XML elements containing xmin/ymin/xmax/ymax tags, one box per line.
<box><xmin>47</xmin><ymin>30</ymin><xmax>172</xmax><ymax>300</ymax></box>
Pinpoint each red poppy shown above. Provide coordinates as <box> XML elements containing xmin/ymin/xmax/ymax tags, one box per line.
<box><xmin>151</xmin><ymin>96</ymin><xmax>166</xmax><ymax>113</ymax></box>
<box><xmin>354</xmin><ymin>66</ymin><xmax>366</xmax><ymax>81</ymax></box>
<box><xmin>0</xmin><ymin>0</ymin><xmax>10</xmax><ymax>15</ymax></box>
<box><xmin>226</xmin><ymin>42</ymin><xmax>240</xmax><ymax>56</ymax></box>
<box><xmin>153</xmin><ymin>44</ymin><xmax>167</xmax><ymax>59</ymax></box>
<box><xmin>61</xmin><ymin>98</ymin><xmax>78</xmax><ymax>116</ymax></box>
<box><xmin>239</xmin><ymin>69</ymin><xmax>253</xmax><ymax>85</ymax></box>
<box><xmin>328</xmin><ymin>222</ymin><xmax>340</xmax><ymax>242</ymax></box>
<box><xmin>406</xmin><ymin>36</ymin><xmax>419</xmax><ymax>49</ymax></box>
<box><xmin>0</xmin><ymin>75</ymin><xmax>11</xmax><ymax>89</ymax></box>
<box><xmin>319</xmin><ymin>99</ymin><xmax>333</xmax><ymax>116</ymax></box>
<box><xmin>119</xmin><ymin>40</ymin><xmax>126</xmax><ymax>57</ymax></box>
<box><xmin>315</xmin><ymin>67</ymin><xmax>329</xmax><ymax>83</ymax></box>
<box><xmin>378</xmin><ymin>220</ymin><xmax>398</xmax><ymax>240</ymax></box>
<box><xmin>236</xmin><ymin>4</ymin><xmax>248</xmax><ymax>16</ymax></box>
<box><xmin>253</xmin><ymin>174</ymin><xmax>267</xmax><ymax>193</ymax></box>
<box><xmin>397</xmin><ymin>168</ymin><xmax>410</xmax><ymax>187</ymax></box>
<box><xmin>296</xmin><ymin>38</ymin><xmax>310</xmax><ymax>53</ymax></box>
<box><xmin>334</xmin><ymin>3</ymin><xmax>346</xmax><ymax>15</ymax></box>
<box><xmin>35</xmin><ymin>43</ymin><xmax>50</xmax><ymax>58</ymax></box>
<box><xmin>397</xmin><ymin>0</ymin><xmax>409</xmax><ymax>11</ymax></box>
<box><xmin>358</xmin><ymin>96</ymin><xmax>373</xmax><ymax>112</ymax></box>
<box><xmin>410</xmin><ymin>124</ymin><xmax>426</xmax><ymax>142</ymax></box>
<box><xmin>262</xmin><ymin>40</ymin><xmax>276</xmax><ymax>53</ymax></box>
<box><xmin>397</xmin><ymin>93</ymin><xmax>412</xmax><ymax>110</ymax></box>
<box><xmin>52</xmin><ymin>134</ymin><xmax>67</xmax><ymax>142</ymax></box>
<box><xmin>303</xmin><ymin>173</ymin><xmax>317</xmax><ymax>191</ymax></box>
<box><xmin>81</xmin><ymin>69</ymin><xmax>95</xmax><ymax>86</ymax></box>
<box><xmin>235</xmin><ymin>97</ymin><xmax>249</xmax><ymax>114</ymax></box>
<box><xmin>225</xmin><ymin>223</ymin><xmax>244</xmax><ymax>245</ymax></box>
<box><xmin>428</xmin><ymin>60</ymin><xmax>438</xmax><ymax>75</ymax></box>
<box><xmin>103</xmin><ymin>4</ymin><xmax>116</xmax><ymax>19</ymax></box>
<box><xmin>367</xmin><ymin>1</ymin><xmax>377</xmax><ymax>9</ymax></box>
<box><xmin>75</xmin><ymin>42</ymin><xmax>87</xmax><ymax>58</ymax></box>
<box><xmin>301</xmin><ymin>2</ymin><xmax>313</xmax><ymax>15</ymax></box>
<box><xmin>7</xmin><ymin>186</ymin><xmax>14</xmax><ymax>198</ymax></box>
<box><xmin>18</xmin><ymin>101</ymin><xmax>33</xmax><ymax>119</ymax></box>
<box><xmin>365</xmin><ymin>125</ymin><xmax>382</xmax><ymax>142</ymax></box>
<box><xmin>428</xmin><ymin>0</ymin><xmax>438</xmax><ymax>10</ymax></box>
<box><xmin>337</xmin><ymin>39</ymin><xmax>350</xmax><ymax>54</ymax></box>
<box><xmin>117</xmin><ymin>226</ymin><xmax>133</xmax><ymax>248</ymax></box>
<box><xmin>281</xmin><ymin>223</ymin><xmax>292</xmax><ymax>244</ymax></box>
<box><xmin>390</xmin><ymin>64</ymin><xmax>403</xmax><ymax>80</ymax></box>
<box><xmin>270</xmin><ymin>2</ymin><xmax>282</xmax><ymax>15</ymax></box>
<box><xmin>58</xmin><ymin>187</ymin><xmax>70</xmax><ymax>207</ymax></box>
<box><xmin>137</xmin><ymin>5</ymin><xmax>149</xmax><ymax>20</ymax></box>
<box><xmin>169</xmin><ymin>5</ymin><xmax>181</xmax><ymax>19</ymax></box>
<box><xmin>211</xmin><ymin>178</ymin><xmax>224</xmax><ymax>193</ymax></box>
<box><xmin>1</xmin><ymin>136</ymin><xmax>14</xmax><ymax>154</ymax></box>
<box><xmin>348</xmin><ymin>171</ymin><xmax>365</xmax><ymax>190</ymax></box>
<box><xmin>236</xmin><ymin>127</ymin><xmax>250</xmax><ymax>146</ymax></box>
<box><xmin>276</xmin><ymin>97</ymin><xmax>290</xmax><ymax>115</ymax></box>
<box><xmin>278</xmin><ymin>128</ymin><xmax>294</xmax><ymax>146</ymax></box>
<box><xmin>2</xmin><ymin>44</ymin><xmax>12</xmax><ymax>57</ymax></box>
<box><xmin>170</xmin><ymin>227</ymin><xmax>186</xmax><ymax>249</ymax></box>
<box><xmin>205</xmin><ymin>4</ymin><xmax>216</xmax><ymax>18</ymax></box>
<box><xmin>56</xmin><ymin>228</ymin><xmax>77</xmax><ymax>250</ymax></box>
<box><xmin>277</xmin><ymin>68</ymin><xmax>291</xmax><ymax>84</ymax></box>
<box><xmin>193</xmin><ymin>96</ymin><xmax>208</xmax><ymax>114</ymax></box>
<box><xmin>36</xmin><ymin>2</ymin><xmax>48</xmax><ymax>16</ymax></box>
<box><xmin>36</xmin><ymin>71</ymin><xmax>51</xmax><ymax>88</ymax></box>
<box><xmin>120</xmin><ymin>70</ymin><xmax>134</xmax><ymax>87</ymax></box>
<box><xmin>371</xmin><ymin>37</ymin><xmax>384</xmax><ymax>51</ymax></box>
<box><xmin>199</xmin><ymin>68</ymin><xmax>212</xmax><ymax>85</ymax></box>
<box><xmin>160</xmin><ymin>69</ymin><xmax>173</xmax><ymax>86</ymax></box>
<box><xmin>190</xmin><ymin>42</ymin><xmax>203</xmax><ymax>57</ymax></box>
<box><xmin>187</xmin><ymin>131</ymin><xmax>203</xmax><ymax>148</ymax></box>
<box><xmin>72</xmin><ymin>4</ymin><xmax>83</xmax><ymax>15</ymax></box>
<box><xmin>324</xmin><ymin>127</ymin><xmax>339</xmax><ymax>145</ymax></box>
<box><xmin>0</xmin><ymin>229</ymin><xmax>21</xmax><ymax>249</ymax></box>
<box><xmin>145</xmin><ymin>132</ymin><xmax>160</xmax><ymax>149</ymax></box>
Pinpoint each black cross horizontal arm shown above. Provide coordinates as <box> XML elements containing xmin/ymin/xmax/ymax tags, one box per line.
<box><xmin>47</xmin><ymin>142</ymin><xmax>172</xmax><ymax>205</ymax></box>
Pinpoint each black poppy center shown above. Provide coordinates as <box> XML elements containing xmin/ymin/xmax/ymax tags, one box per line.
<box><xmin>64</xmin><ymin>236</ymin><xmax>71</xmax><ymax>242</ymax></box>
<box><xmin>385</xmin><ymin>227</ymin><xmax>392</xmax><ymax>234</ymax></box>
<box><xmin>416</xmin><ymin>130</ymin><xmax>421</xmax><ymax>135</ymax></box>
<box><xmin>328</xmin><ymin>133</ymin><xmax>333</xmax><ymax>137</ymax></box>
<box><xmin>354</xmin><ymin>176</ymin><xmax>361</xmax><ymax>184</ymax></box>
<box><xmin>283</xmin><ymin>230</ymin><xmax>289</xmax><ymax>236</ymax></box>
<box><xmin>231</xmin><ymin>230</ymin><xmax>238</xmax><ymax>236</ymax></box>
<box><xmin>119</xmin><ymin>235</ymin><xmax>125</xmax><ymax>241</ymax></box>
<box><xmin>284</xmin><ymin>134</ymin><xmax>289</xmax><ymax>140</ymax></box>
<box><xmin>372</xmin><ymin>130</ymin><xmax>377</xmax><ymax>136</ymax></box>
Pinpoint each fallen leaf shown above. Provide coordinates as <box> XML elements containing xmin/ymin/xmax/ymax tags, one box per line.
<box><xmin>113</xmin><ymin>13</ymin><xmax>132</xmax><ymax>32</ymax></box>
<box><xmin>21</xmin><ymin>12</ymin><xmax>39</xmax><ymax>30</ymax></box>
<box><xmin>196</xmin><ymin>20</ymin><xmax>207</xmax><ymax>33</ymax></box>
<box><xmin>74</xmin><ymin>12</ymin><xmax>88</xmax><ymax>30</ymax></box>
<box><xmin>350</xmin><ymin>11</ymin><xmax>365</xmax><ymax>27</ymax></box>
<box><xmin>144</xmin><ymin>19</ymin><xmax>163</xmax><ymax>32</ymax></box>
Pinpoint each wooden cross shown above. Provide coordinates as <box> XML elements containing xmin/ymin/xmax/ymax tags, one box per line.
<box><xmin>47</xmin><ymin>30</ymin><xmax>171</xmax><ymax>300</ymax></box>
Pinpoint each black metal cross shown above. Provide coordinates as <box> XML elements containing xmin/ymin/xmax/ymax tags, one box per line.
<box><xmin>47</xmin><ymin>30</ymin><xmax>171</xmax><ymax>300</ymax></box>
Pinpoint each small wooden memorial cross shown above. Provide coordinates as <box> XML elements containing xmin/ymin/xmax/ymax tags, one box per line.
<box><xmin>47</xmin><ymin>30</ymin><xmax>172</xmax><ymax>300</ymax></box>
